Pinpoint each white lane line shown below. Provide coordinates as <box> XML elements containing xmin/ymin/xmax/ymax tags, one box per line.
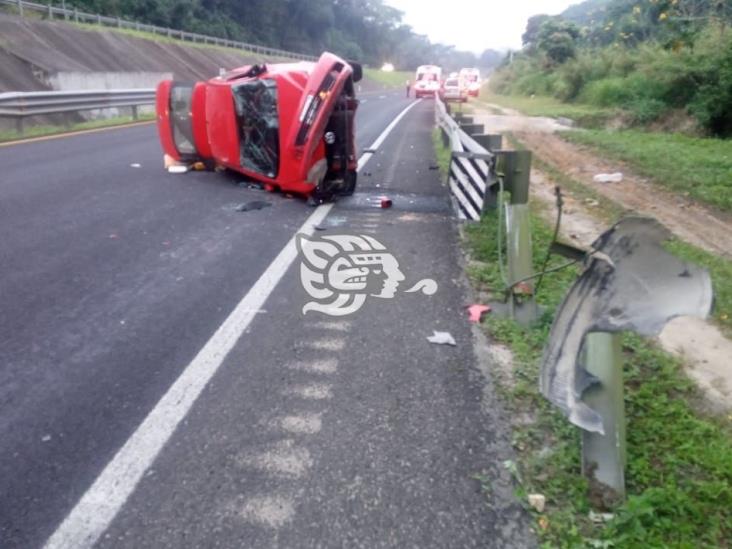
<box><xmin>303</xmin><ymin>338</ymin><xmax>345</xmax><ymax>351</ymax></box>
<box><xmin>282</xmin><ymin>383</ymin><xmax>333</xmax><ymax>400</ymax></box>
<box><xmin>308</xmin><ymin>321</ymin><xmax>351</xmax><ymax>332</ymax></box>
<box><xmin>43</xmin><ymin>98</ymin><xmax>421</xmax><ymax>549</ymax></box>
<box><xmin>278</xmin><ymin>413</ymin><xmax>322</xmax><ymax>435</ymax></box>
<box><xmin>357</xmin><ymin>99</ymin><xmax>421</xmax><ymax>172</ymax></box>
<box><xmin>240</xmin><ymin>495</ymin><xmax>295</xmax><ymax>528</ymax></box>
<box><xmin>285</xmin><ymin>358</ymin><xmax>338</xmax><ymax>374</ymax></box>
<box><xmin>238</xmin><ymin>440</ymin><xmax>314</xmax><ymax>478</ymax></box>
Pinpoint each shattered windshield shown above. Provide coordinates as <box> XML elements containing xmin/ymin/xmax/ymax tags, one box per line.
<box><xmin>233</xmin><ymin>79</ymin><xmax>279</xmax><ymax>178</ymax></box>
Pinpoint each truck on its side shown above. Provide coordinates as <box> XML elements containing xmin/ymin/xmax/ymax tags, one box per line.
<box><xmin>156</xmin><ymin>52</ymin><xmax>361</xmax><ymax>201</ymax></box>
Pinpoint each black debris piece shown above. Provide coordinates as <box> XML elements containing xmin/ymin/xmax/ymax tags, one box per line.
<box><xmin>235</xmin><ymin>201</ymin><xmax>272</xmax><ymax>212</ymax></box>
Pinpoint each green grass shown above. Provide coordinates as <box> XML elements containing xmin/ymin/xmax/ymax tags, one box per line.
<box><xmin>363</xmin><ymin>68</ymin><xmax>412</xmax><ymax>88</ymax></box>
<box><xmin>509</xmin><ymin>131</ymin><xmax>732</xmax><ymax>335</ymax></box>
<box><xmin>479</xmin><ymin>90</ymin><xmax>616</xmax><ymax>129</ymax></box>
<box><xmin>0</xmin><ymin>114</ymin><xmax>154</xmax><ymax>143</ymax></box>
<box><xmin>433</xmin><ymin>134</ymin><xmax>732</xmax><ymax>547</ymax></box>
<box><xmin>562</xmin><ymin>129</ymin><xmax>732</xmax><ymax>213</ymax></box>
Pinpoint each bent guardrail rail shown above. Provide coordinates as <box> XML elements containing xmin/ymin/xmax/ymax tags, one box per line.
<box><xmin>0</xmin><ymin>0</ymin><xmax>318</xmax><ymax>62</ymax></box>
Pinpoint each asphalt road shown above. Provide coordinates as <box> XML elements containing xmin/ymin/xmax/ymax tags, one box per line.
<box><xmin>0</xmin><ymin>92</ymin><xmax>533</xmax><ymax>548</ymax></box>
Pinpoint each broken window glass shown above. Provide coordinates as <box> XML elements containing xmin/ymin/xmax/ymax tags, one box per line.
<box><xmin>233</xmin><ymin>79</ymin><xmax>279</xmax><ymax>178</ymax></box>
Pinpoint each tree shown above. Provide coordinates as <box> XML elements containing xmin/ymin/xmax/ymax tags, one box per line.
<box><xmin>537</xmin><ymin>18</ymin><xmax>581</xmax><ymax>64</ymax></box>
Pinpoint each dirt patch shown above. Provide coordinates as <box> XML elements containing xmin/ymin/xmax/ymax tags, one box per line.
<box><xmin>471</xmin><ymin>105</ymin><xmax>732</xmax><ymax>412</ymax></box>
<box><xmin>516</xmin><ymin>131</ymin><xmax>732</xmax><ymax>259</ymax></box>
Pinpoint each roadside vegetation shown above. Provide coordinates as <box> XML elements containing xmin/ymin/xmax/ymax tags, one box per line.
<box><xmin>433</xmin><ymin>115</ymin><xmax>732</xmax><ymax>547</ymax></box>
<box><xmin>363</xmin><ymin>68</ymin><xmax>413</xmax><ymax>89</ymax></box>
<box><xmin>0</xmin><ymin>113</ymin><xmax>154</xmax><ymax>144</ymax></box>
<box><xmin>491</xmin><ymin>0</ymin><xmax>732</xmax><ymax>136</ymax></box>
<box><xmin>508</xmin><ymin>133</ymin><xmax>732</xmax><ymax>335</ymax></box>
<box><xmin>478</xmin><ymin>90</ymin><xmax>615</xmax><ymax>129</ymax></box>
<box><xmin>52</xmin><ymin>0</ymin><xmax>499</xmax><ymax>72</ymax></box>
<box><xmin>561</xmin><ymin>129</ymin><xmax>732</xmax><ymax>213</ymax></box>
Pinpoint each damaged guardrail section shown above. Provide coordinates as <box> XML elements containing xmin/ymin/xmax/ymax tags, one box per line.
<box><xmin>539</xmin><ymin>217</ymin><xmax>713</xmax><ymax>497</ymax></box>
<box><xmin>434</xmin><ymin>98</ymin><xmax>716</xmax><ymax>500</ymax></box>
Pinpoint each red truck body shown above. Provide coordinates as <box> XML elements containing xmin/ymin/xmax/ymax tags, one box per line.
<box><xmin>156</xmin><ymin>52</ymin><xmax>361</xmax><ymax>199</ymax></box>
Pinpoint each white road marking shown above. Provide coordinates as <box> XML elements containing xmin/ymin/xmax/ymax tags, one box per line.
<box><xmin>282</xmin><ymin>383</ymin><xmax>333</xmax><ymax>400</ymax></box>
<box><xmin>303</xmin><ymin>338</ymin><xmax>345</xmax><ymax>351</ymax></box>
<box><xmin>285</xmin><ymin>358</ymin><xmax>338</xmax><ymax>374</ymax></box>
<box><xmin>309</xmin><ymin>321</ymin><xmax>351</xmax><ymax>332</ymax></box>
<box><xmin>240</xmin><ymin>496</ymin><xmax>295</xmax><ymax>528</ymax></box>
<box><xmin>360</xmin><ymin>223</ymin><xmax>379</xmax><ymax>229</ymax></box>
<box><xmin>279</xmin><ymin>413</ymin><xmax>322</xmax><ymax>435</ymax></box>
<box><xmin>357</xmin><ymin>99</ymin><xmax>421</xmax><ymax>172</ymax></box>
<box><xmin>43</xmin><ymin>98</ymin><xmax>421</xmax><ymax>549</ymax></box>
<box><xmin>238</xmin><ymin>440</ymin><xmax>313</xmax><ymax>478</ymax></box>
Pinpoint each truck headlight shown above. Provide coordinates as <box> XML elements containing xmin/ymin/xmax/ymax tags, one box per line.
<box><xmin>324</xmin><ymin>131</ymin><xmax>336</xmax><ymax>145</ymax></box>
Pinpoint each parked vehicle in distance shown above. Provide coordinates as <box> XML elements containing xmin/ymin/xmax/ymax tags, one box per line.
<box><xmin>413</xmin><ymin>65</ymin><xmax>442</xmax><ymax>98</ymax></box>
<box><xmin>459</xmin><ymin>68</ymin><xmax>481</xmax><ymax>97</ymax></box>
<box><xmin>440</xmin><ymin>77</ymin><xmax>468</xmax><ymax>103</ymax></box>
<box><xmin>156</xmin><ymin>52</ymin><xmax>361</xmax><ymax>201</ymax></box>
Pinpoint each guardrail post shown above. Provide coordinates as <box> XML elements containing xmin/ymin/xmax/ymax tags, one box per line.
<box><xmin>47</xmin><ymin>2</ymin><xmax>52</xmax><ymax>20</ymax></box>
<box><xmin>131</xmin><ymin>105</ymin><xmax>138</xmax><ymax>120</ymax></box>
<box><xmin>17</xmin><ymin>0</ymin><xmax>23</xmax><ymax>17</ymax></box>
<box><xmin>15</xmin><ymin>117</ymin><xmax>24</xmax><ymax>136</ymax></box>
<box><xmin>116</xmin><ymin>16</ymin><xmax>121</xmax><ymax>28</ymax></box>
<box><xmin>74</xmin><ymin>6</ymin><xmax>78</xmax><ymax>22</ymax></box>
<box><xmin>496</xmin><ymin>150</ymin><xmax>537</xmax><ymax>325</ymax></box>
<box><xmin>167</xmin><ymin>27</ymin><xmax>172</xmax><ymax>38</ymax></box>
<box><xmin>581</xmin><ymin>333</ymin><xmax>626</xmax><ymax>500</ymax></box>
<box><xmin>96</xmin><ymin>13</ymin><xmax>101</xmax><ymax>25</ymax></box>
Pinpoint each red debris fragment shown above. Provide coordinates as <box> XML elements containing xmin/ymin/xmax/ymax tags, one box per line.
<box><xmin>380</xmin><ymin>196</ymin><xmax>392</xmax><ymax>209</ymax></box>
<box><xmin>467</xmin><ymin>304</ymin><xmax>491</xmax><ymax>323</ymax></box>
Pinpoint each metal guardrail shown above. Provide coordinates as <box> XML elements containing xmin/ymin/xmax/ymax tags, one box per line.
<box><xmin>0</xmin><ymin>88</ymin><xmax>156</xmax><ymax>133</ymax></box>
<box><xmin>435</xmin><ymin>95</ymin><xmax>537</xmax><ymax>324</ymax></box>
<box><xmin>0</xmin><ymin>0</ymin><xmax>318</xmax><ymax>62</ymax></box>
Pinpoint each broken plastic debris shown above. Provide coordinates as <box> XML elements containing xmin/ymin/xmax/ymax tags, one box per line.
<box><xmin>41</xmin><ymin>434</ymin><xmax>51</xmax><ymax>442</ymax></box>
<box><xmin>467</xmin><ymin>304</ymin><xmax>491</xmax><ymax>323</ymax></box>
<box><xmin>130</xmin><ymin>163</ymin><xmax>141</xmax><ymax>168</ymax></box>
<box><xmin>235</xmin><ymin>201</ymin><xmax>272</xmax><ymax>212</ymax></box>
<box><xmin>427</xmin><ymin>331</ymin><xmax>456</xmax><ymax>346</ymax></box>
<box><xmin>589</xmin><ymin>511</ymin><xmax>615</xmax><ymax>523</ymax></box>
<box><xmin>191</xmin><ymin>161</ymin><xmax>206</xmax><ymax>171</ymax></box>
<box><xmin>167</xmin><ymin>165</ymin><xmax>188</xmax><ymax>174</ymax></box>
<box><xmin>380</xmin><ymin>197</ymin><xmax>392</xmax><ymax>209</ymax></box>
<box><xmin>592</xmin><ymin>172</ymin><xmax>623</xmax><ymax>183</ymax></box>
<box><xmin>528</xmin><ymin>494</ymin><xmax>546</xmax><ymax>513</ymax></box>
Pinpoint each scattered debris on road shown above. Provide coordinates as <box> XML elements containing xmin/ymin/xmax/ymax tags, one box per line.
<box><xmin>528</xmin><ymin>494</ymin><xmax>546</xmax><ymax>513</ymax></box>
<box><xmin>167</xmin><ymin>165</ymin><xmax>188</xmax><ymax>174</ymax></box>
<box><xmin>235</xmin><ymin>201</ymin><xmax>272</xmax><ymax>212</ymax></box>
<box><xmin>592</xmin><ymin>172</ymin><xmax>623</xmax><ymax>183</ymax></box>
<box><xmin>129</xmin><ymin>163</ymin><xmax>141</xmax><ymax>168</ymax></box>
<box><xmin>427</xmin><ymin>331</ymin><xmax>457</xmax><ymax>346</ymax></box>
<box><xmin>380</xmin><ymin>196</ymin><xmax>392</xmax><ymax>208</ymax></box>
<box><xmin>467</xmin><ymin>304</ymin><xmax>491</xmax><ymax>323</ymax></box>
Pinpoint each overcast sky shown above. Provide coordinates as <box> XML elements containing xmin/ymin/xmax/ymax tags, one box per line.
<box><xmin>383</xmin><ymin>0</ymin><xmax>580</xmax><ymax>53</ymax></box>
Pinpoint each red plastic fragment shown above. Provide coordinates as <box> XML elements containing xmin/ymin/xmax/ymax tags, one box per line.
<box><xmin>467</xmin><ymin>304</ymin><xmax>491</xmax><ymax>323</ymax></box>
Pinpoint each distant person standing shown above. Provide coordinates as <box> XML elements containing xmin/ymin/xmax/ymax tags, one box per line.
<box><xmin>406</xmin><ymin>79</ymin><xmax>411</xmax><ymax>98</ymax></box>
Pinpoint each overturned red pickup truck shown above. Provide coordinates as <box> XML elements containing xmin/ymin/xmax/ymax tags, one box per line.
<box><xmin>156</xmin><ymin>52</ymin><xmax>361</xmax><ymax>201</ymax></box>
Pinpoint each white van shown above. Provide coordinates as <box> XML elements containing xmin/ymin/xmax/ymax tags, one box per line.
<box><xmin>459</xmin><ymin>68</ymin><xmax>481</xmax><ymax>97</ymax></box>
<box><xmin>413</xmin><ymin>65</ymin><xmax>442</xmax><ymax>98</ymax></box>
